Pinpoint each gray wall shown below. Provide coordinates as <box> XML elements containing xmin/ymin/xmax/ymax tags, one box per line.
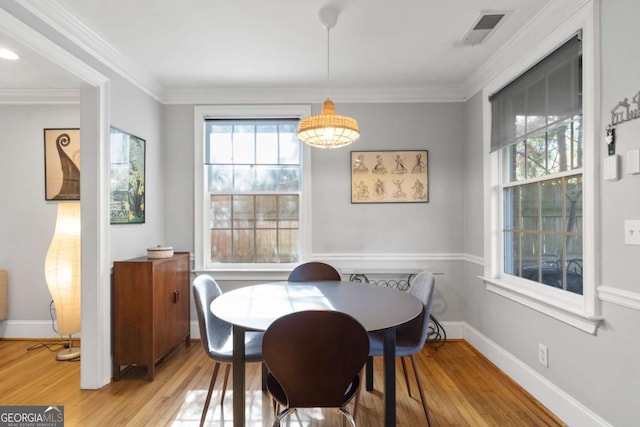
<box><xmin>0</xmin><ymin>105</ymin><xmax>80</xmax><ymax>323</ymax></box>
<box><xmin>109</xmin><ymin>74</ymin><xmax>165</xmax><ymax>262</ymax></box>
<box><xmin>164</xmin><ymin>102</ymin><xmax>466</xmax><ymax>255</ymax></box>
<box><xmin>460</xmin><ymin>1</ymin><xmax>640</xmax><ymax>425</ymax></box>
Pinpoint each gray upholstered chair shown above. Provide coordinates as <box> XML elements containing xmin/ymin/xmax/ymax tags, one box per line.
<box><xmin>366</xmin><ymin>271</ymin><xmax>436</xmax><ymax>426</ymax></box>
<box><xmin>263</xmin><ymin>310</ymin><xmax>369</xmax><ymax>426</ymax></box>
<box><xmin>288</xmin><ymin>262</ymin><xmax>341</xmax><ymax>282</ymax></box>
<box><xmin>192</xmin><ymin>275</ymin><xmax>264</xmax><ymax>426</ymax></box>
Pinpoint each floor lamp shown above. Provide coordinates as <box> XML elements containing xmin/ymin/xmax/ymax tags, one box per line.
<box><xmin>45</xmin><ymin>202</ymin><xmax>81</xmax><ymax>361</ymax></box>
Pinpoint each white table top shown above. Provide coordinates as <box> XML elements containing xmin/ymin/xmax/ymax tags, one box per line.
<box><xmin>210</xmin><ymin>280</ymin><xmax>423</xmax><ymax>332</ymax></box>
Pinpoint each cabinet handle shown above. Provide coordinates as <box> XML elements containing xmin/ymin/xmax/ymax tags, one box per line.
<box><xmin>174</xmin><ymin>290</ymin><xmax>180</xmax><ymax>303</ymax></box>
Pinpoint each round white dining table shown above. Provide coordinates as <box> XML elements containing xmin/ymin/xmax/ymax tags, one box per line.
<box><xmin>210</xmin><ymin>280</ymin><xmax>423</xmax><ymax>427</ymax></box>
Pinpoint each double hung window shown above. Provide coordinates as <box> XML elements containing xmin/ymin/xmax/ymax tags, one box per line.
<box><xmin>194</xmin><ymin>105</ymin><xmax>311</xmax><ymax>273</ymax></box>
<box><xmin>491</xmin><ymin>36</ymin><xmax>584</xmax><ymax>295</ymax></box>
<box><xmin>205</xmin><ymin>119</ymin><xmax>301</xmax><ymax>264</ymax></box>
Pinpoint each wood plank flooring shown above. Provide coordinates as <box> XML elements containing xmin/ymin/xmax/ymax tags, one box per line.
<box><xmin>0</xmin><ymin>339</ymin><xmax>564</xmax><ymax>426</ymax></box>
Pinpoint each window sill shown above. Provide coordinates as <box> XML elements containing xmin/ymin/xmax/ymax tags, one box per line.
<box><xmin>193</xmin><ymin>268</ymin><xmax>293</xmax><ymax>282</ymax></box>
<box><xmin>480</xmin><ymin>275</ymin><xmax>603</xmax><ymax>334</ymax></box>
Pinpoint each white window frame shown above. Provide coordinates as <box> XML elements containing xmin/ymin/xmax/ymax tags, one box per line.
<box><xmin>193</xmin><ymin>105</ymin><xmax>312</xmax><ymax>280</ymax></box>
<box><xmin>481</xmin><ymin>3</ymin><xmax>602</xmax><ymax>334</ymax></box>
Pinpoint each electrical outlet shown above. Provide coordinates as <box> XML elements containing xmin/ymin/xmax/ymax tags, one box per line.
<box><xmin>538</xmin><ymin>343</ymin><xmax>549</xmax><ymax>368</ymax></box>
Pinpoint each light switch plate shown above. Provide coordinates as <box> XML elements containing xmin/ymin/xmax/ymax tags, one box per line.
<box><xmin>603</xmin><ymin>155</ymin><xmax>619</xmax><ymax>181</ymax></box>
<box><xmin>624</xmin><ymin>220</ymin><xmax>640</xmax><ymax>245</ymax></box>
<box><xmin>626</xmin><ymin>149</ymin><xmax>640</xmax><ymax>174</ymax></box>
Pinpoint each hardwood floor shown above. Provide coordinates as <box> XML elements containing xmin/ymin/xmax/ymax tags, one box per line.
<box><xmin>0</xmin><ymin>339</ymin><xmax>564</xmax><ymax>426</ymax></box>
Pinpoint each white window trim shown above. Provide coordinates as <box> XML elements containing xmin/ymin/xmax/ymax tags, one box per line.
<box><xmin>193</xmin><ymin>105</ymin><xmax>312</xmax><ymax>279</ymax></box>
<box><xmin>481</xmin><ymin>2</ymin><xmax>602</xmax><ymax>334</ymax></box>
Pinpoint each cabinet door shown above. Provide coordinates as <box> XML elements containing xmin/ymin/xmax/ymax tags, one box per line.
<box><xmin>175</xmin><ymin>254</ymin><xmax>190</xmax><ymax>342</ymax></box>
<box><xmin>152</xmin><ymin>260</ymin><xmax>179</xmax><ymax>360</ymax></box>
<box><xmin>113</xmin><ymin>262</ymin><xmax>154</xmax><ymax>365</ymax></box>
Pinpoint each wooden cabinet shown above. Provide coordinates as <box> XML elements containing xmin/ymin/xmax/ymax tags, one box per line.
<box><xmin>112</xmin><ymin>252</ymin><xmax>190</xmax><ymax>380</ymax></box>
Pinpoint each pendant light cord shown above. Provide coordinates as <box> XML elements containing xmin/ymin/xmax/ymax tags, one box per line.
<box><xmin>326</xmin><ymin>27</ymin><xmax>331</xmax><ymax>99</ymax></box>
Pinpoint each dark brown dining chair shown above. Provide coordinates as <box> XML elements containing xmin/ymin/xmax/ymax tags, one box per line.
<box><xmin>288</xmin><ymin>261</ymin><xmax>341</xmax><ymax>282</ymax></box>
<box><xmin>366</xmin><ymin>271</ymin><xmax>436</xmax><ymax>426</ymax></box>
<box><xmin>192</xmin><ymin>274</ymin><xmax>264</xmax><ymax>426</ymax></box>
<box><xmin>262</xmin><ymin>310</ymin><xmax>369</xmax><ymax>426</ymax></box>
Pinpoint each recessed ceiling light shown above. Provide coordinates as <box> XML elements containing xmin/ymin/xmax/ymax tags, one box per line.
<box><xmin>0</xmin><ymin>48</ymin><xmax>19</xmax><ymax>60</ymax></box>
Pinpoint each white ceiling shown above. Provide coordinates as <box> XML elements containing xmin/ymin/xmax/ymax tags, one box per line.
<box><xmin>0</xmin><ymin>0</ymin><xmax>552</xmax><ymax>100</ymax></box>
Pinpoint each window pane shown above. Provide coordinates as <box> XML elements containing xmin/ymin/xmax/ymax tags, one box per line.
<box><xmin>256</xmin><ymin>196</ymin><xmax>278</xmax><ymax>228</ymax></box>
<box><xmin>233</xmin><ymin>125</ymin><xmax>255</xmax><ymax>164</ymax></box>
<box><xmin>541</xmin><ymin>179</ymin><xmax>562</xmax><ymax>232</ymax></box>
<box><xmin>279</xmin><ymin>125</ymin><xmax>300</xmax><ymax>165</ymax></box>
<box><xmin>504</xmin><ymin>187</ymin><xmax>519</xmax><ymax>230</ymax></box>
<box><xmin>571</xmin><ymin>117</ymin><xmax>583</xmax><ymax>169</ymax></box>
<box><xmin>503</xmin><ymin>231</ymin><xmax>519</xmax><ymax>276</ymax></box>
<box><xmin>520</xmin><ymin>183</ymin><xmax>539</xmax><ymax>230</ymax></box>
<box><xmin>279</xmin><ymin>195</ymin><xmax>299</xmax><ymax>221</ymax></box>
<box><xmin>210</xmin><ymin>195</ymin><xmax>231</xmax><ymax>228</ymax></box>
<box><xmin>256</xmin><ymin>229</ymin><xmax>278</xmax><ymax>262</ymax></box>
<box><xmin>208</xmin><ymin>125</ymin><xmax>233</xmax><ymax>164</ymax></box>
<box><xmin>233</xmin><ymin>196</ymin><xmax>254</xmax><ymax>228</ymax></box>
<box><xmin>211</xmin><ymin>230</ymin><xmax>231</xmax><ymax>263</ymax></box>
<box><xmin>520</xmin><ymin>232</ymin><xmax>540</xmax><ymax>279</ymax></box>
<box><xmin>509</xmin><ymin>141</ymin><xmax>526</xmax><ymax>182</ymax></box>
<box><xmin>278</xmin><ymin>229</ymin><xmax>299</xmax><ymax>263</ymax></box>
<box><xmin>233</xmin><ymin>229</ymin><xmax>254</xmax><ymax>262</ymax></box>
<box><xmin>565</xmin><ymin>176</ymin><xmax>582</xmax><ymax>234</ymax></box>
<box><xmin>279</xmin><ymin>167</ymin><xmax>301</xmax><ymax>191</ymax></box>
<box><xmin>207</xmin><ymin>165</ymin><xmax>233</xmax><ymax>192</ymax></box>
<box><xmin>256</xmin><ymin>124</ymin><xmax>278</xmax><ymax>164</ymax></box>
<box><xmin>233</xmin><ymin>165</ymin><xmax>256</xmax><ymax>192</ymax></box>
<box><xmin>525</xmin><ymin>136</ymin><xmax>547</xmax><ymax>178</ymax></box>
<box><xmin>566</xmin><ymin>237</ymin><xmax>583</xmax><ymax>295</ymax></box>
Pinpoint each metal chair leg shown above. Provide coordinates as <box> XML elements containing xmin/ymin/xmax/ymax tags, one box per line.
<box><xmin>200</xmin><ymin>362</ymin><xmax>221</xmax><ymax>427</ymax></box>
<box><xmin>220</xmin><ymin>363</ymin><xmax>230</xmax><ymax>405</ymax></box>
<box><xmin>401</xmin><ymin>356</ymin><xmax>413</xmax><ymax>398</ymax></box>
<box><xmin>410</xmin><ymin>355</ymin><xmax>432</xmax><ymax>426</ymax></box>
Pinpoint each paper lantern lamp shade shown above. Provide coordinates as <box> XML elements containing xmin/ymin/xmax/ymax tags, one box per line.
<box><xmin>45</xmin><ymin>202</ymin><xmax>81</xmax><ymax>336</ymax></box>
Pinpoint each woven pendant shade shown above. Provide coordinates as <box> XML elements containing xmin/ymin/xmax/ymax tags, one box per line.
<box><xmin>297</xmin><ymin>99</ymin><xmax>360</xmax><ymax>149</ymax></box>
<box><xmin>297</xmin><ymin>7</ymin><xmax>360</xmax><ymax>149</ymax></box>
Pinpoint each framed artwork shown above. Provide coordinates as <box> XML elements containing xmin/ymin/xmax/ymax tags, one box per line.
<box><xmin>109</xmin><ymin>127</ymin><xmax>146</xmax><ymax>224</ymax></box>
<box><xmin>44</xmin><ymin>128</ymin><xmax>81</xmax><ymax>201</ymax></box>
<box><xmin>351</xmin><ymin>150</ymin><xmax>428</xmax><ymax>204</ymax></box>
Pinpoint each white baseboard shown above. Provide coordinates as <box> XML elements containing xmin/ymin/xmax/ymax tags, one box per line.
<box><xmin>462</xmin><ymin>322</ymin><xmax>611</xmax><ymax>427</ymax></box>
<box><xmin>0</xmin><ymin>320</ymin><xmax>79</xmax><ymax>339</ymax></box>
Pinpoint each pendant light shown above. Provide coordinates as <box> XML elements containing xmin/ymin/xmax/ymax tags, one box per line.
<box><xmin>297</xmin><ymin>7</ymin><xmax>360</xmax><ymax>149</ymax></box>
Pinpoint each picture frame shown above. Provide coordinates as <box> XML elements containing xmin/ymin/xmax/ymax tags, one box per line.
<box><xmin>109</xmin><ymin>127</ymin><xmax>146</xmax><ymax>224</ymax></box>
<box><xmin>351</xmin><ymin>150</ymin><xmax>428</xmax><ymax>204</ymax></box>
<box><xmin>44</xmin><ymin>128</ymin><xmax>81</xmax><ymax>201</ymax></box>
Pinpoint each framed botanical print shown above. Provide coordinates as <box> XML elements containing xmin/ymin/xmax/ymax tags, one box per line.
<box><xmin>109</xmin><ymin>127</ymin><xmax>146</xmax><ymax>224</ymax></box>
<box><xmin>351</xmin><ymin>150</ymin><xmax>428</xmax><ymax>204</ymax></box>
<box><xmin>44</xmin><ymin>128</ymin><xmax>81</xmax><ymax>201</ymax></box>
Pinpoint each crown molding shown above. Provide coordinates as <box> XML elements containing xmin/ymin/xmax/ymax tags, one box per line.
<box><xmin>0</xmin><ymin>88</ymin><xmax>80</xmax><ymax>104</ymax></box>
<box><xmin>161</xmin><ymin>84</ymin><xmax>467</xmax><ymax>105</ymax></box>
<box><xmin>13</xmin><ymin>0</ymin><xmax>589</xmax><ymax>106</ymax></box>
<box><xmin>464</xmin><ymin>0</ymin><xmax>592</xmax><ymax>99</ymax></box>
<box><xmin>17</xmin><ymin>0</ymin><xmax>162</xmax><ymax>101</ymax></box>
<box><xmin>0</xmin><ymin>6</ymin><xmax>107</xmax><ymax>87</ymax></box>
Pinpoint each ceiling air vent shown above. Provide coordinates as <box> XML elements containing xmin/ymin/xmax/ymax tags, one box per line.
<box><xmin>461</xmin><ymin>12</ymin><xmax>507</xmax><ymax>46</ymax></box>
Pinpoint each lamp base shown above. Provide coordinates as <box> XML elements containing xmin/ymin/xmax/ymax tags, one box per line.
<box><xmin>56</xmin><ymin>347</ymin><xmax>80</xmax><ymax>361</ymax></box>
